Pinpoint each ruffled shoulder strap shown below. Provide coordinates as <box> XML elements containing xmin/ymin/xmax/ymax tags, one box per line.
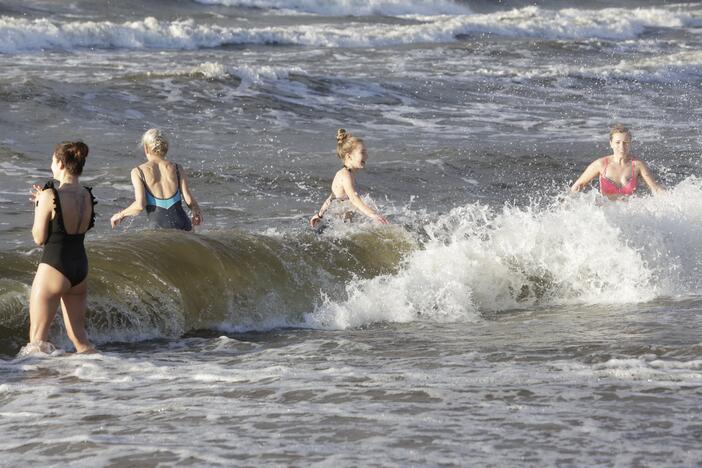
<box><xmin>84</xmin><ymin>186</ymin><xmax>97</xmax><ymax>230</ymax></box>
<box><xmin>42</xmin><ymin>180</ymin><xmax>62</xmax><ymax>216</ymax></box>
<box><xmin>42</xmin><ymin>180</ymin><xmax>65</xmax><ymax>232</ymax></box>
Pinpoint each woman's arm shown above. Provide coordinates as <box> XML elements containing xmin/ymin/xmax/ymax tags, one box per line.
<box><xmin>570</xmin><ymin>158</ymin><xmax>603</xmax><ymax>193</ymax></box>
<box><xmin>341</xmin><ymin>171</ymin><xmax>388</xmax><ymax>224</ymax></box>
<box><xmin>637</xmin><ymin>160</ymin><xmax>664</xmax><ymax>194</ymax></box>
<box><xmin>110</xmin><ymin>168</ymin><xmax>147</xmax><ymax>228</ymax></box>
<box><xmin>310</xmin><ymin>194</ymin><xmax>333</xmax><ymax>227</ymax></box>
<box><xmin>31</xmin><ymin>188</ymin><xmax>53</xmax><ymax>245</ymax></box>
<box><xmin>178</xmin><ymin>165</ymin><xmax>203</xmax><ymax>226</ymax></box>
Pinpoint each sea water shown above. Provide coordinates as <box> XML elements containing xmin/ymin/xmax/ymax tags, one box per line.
<box><xmin>1</xmin><ymin>0</ymin><xmax>701</xmax><ymax>465</ymax></box>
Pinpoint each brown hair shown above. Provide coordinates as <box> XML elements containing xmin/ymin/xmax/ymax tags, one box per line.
<box><xmin>336</xmin><ymin>128</ymin><xmax>364</xmax><ymax>161</ymax></box>
<box><xmin>54</xmin><ymin>141</ymin><xmax>89</xmax><ymax>176</ymax></box>
<box><xmin>609</xmin><ymin>123</ymin><xmax>631</xmax><ymax>141</ymax></box>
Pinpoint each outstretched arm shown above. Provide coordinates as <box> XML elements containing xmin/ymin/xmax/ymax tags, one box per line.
<box><xmin>570</xmin><ymin>158</ymin><xmax>603</xmax><ymax>193</ymax></box>
<box><xmin>341</xmin><ymin>171</ymin><xmax>388</xmax><ymax>224</ymax></box>
<box><xmin>178</xmin><ymin>165</ymin><xmax>203</xmax><ymax>226</ymax></box>
<box><xmin>110</xmin><ymin>168</ymin><xmax>146</xmax><ymax>228</ymax></box>
<box><xmin>638</xmin><ymin>160</ymin><xmax>664</xmax><ymax>194</ymax></box>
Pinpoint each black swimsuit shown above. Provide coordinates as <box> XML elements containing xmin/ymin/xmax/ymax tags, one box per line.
<box><xmin>136</xmin><ymin>165</ymin><xmax>192</xmax><ymax>231</ymax></box>
<box><xmin>40</xmin><ymin>182</ymin><xmax>96</xmax><ymax>287</ymax></box>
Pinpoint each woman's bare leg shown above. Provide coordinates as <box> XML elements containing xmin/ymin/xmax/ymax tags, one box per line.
<box><xmin>60</xmin><ymin>279</ymin><xmax>95</xmax><ymax>353</ymax></box>
<box><xmin>29</xmin><ymin>263</ymin><xmax>69</xmax><ymax>344</ymax></box>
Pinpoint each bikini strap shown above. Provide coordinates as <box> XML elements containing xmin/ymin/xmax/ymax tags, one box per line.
<box><xmin>601</xmin><ymin>156</ymin><xmax>608</xmax><ymax>175</ymax></box>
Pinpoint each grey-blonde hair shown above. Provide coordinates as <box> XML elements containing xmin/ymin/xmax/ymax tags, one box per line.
<box><xmin>142</xmin><ymin>128</ymin><xmax>169</xmax><ymax>156</ymax></box>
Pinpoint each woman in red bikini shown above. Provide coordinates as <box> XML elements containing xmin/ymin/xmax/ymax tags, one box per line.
<box><xmin>570</xmin><ymin>124</ymin><xmax>663</xmax><ymax>200</ymax></box>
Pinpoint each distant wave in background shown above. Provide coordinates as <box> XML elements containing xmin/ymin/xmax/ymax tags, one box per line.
<box><xmin>193</xmin><ymin>0</ymin><xmax>473</xmax><ymax>16</ymax></box>
<box><xmin>1</xmin><ymin>6</ymin><xmax>699</xmax><ymax>53</ymax></box>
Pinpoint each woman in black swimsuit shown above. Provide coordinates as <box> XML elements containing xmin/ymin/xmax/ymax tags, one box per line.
<box><xmin>25</xmin><ymin>141</ymin><xmax>96</xmax><ymax>354</ymax></box>
<box><xmin>110</xmin><ymin>128</ymin><xmax>202</xmax><ymax>230</ymax></box>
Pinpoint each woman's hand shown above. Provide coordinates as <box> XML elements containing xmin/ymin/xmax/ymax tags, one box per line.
<box><xmin>310</xmin><ymin>214</ymin><xmax>322</xmax><ymax>228</ymax></box>
<box><xmin>29</xmin><ymin>184</ymin><xmax>43</xmax><ymax>206</ymax></box>
<box><xmin>192</xmin><ymin>207</ymin><xmax>203</xmax><ymax>226</ymax></box>
<box><xmin>110</xmin><ymin>212</ymin><xmax>124</xmax><ymax>228</ymax></box>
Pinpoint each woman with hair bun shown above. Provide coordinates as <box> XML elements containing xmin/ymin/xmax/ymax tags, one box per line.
<box><xmin>310</xmin><ymin>129</ymin><xmax>389</xmax><ymax>228</ymax></box>
<box><xmin>24</xmin><ymin>141</ymin><xmax>97</xmax><ymax>354</ymax></box>
<box><xmin>110</xmin><ymin>128</ymin><xmax>202</xmax><ymax>230</ymax></box>
<box><xmin>570</xmin><ymin>124</ymin><xmax>663</xmax><ymax>200</ymax></box>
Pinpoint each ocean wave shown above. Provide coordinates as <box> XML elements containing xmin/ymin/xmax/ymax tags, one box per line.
<box><xmin>306</xmin><ymin>177</ymin><xmax>702</xmax><ymax>329</ymax></box>
<box><xmin>3</xmin><ymin>178</ymin><xmax>702</xmax><ymax>350</ymax></box>
<box><xmin>477</xmin><ymin>50</ymin><xmax>702</xmax><ymax>84</ymax></box>
<box><xmin>1</xmin><ymin>6</ymin><xmax>698</xmax><ymax>53</ymax></box>
<box><xmin>192</xmin><ymin>0</ymin><xmax>472</xmax><ymax>16</ymax></box>
<box><xmin>162</xmin><ymin>61</ymin><xmax>303</xmax><ymax>85</ymax></box>
<box><xmin>0</xmin><ymin>228</ymin><xmax>412</xmax><ymax>354</ymax></box>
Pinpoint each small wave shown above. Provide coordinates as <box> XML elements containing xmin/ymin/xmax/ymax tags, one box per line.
<box><xmin>1</xmin><ymin>6</ymin><xmax>697</xmax><ymax>53</ymax></box>
<box><xmin>178</xmin><ymin>61</ymin><xmax>302</xmax><ymax>84</ymax></box>
<box><xmin>479</xmin><ymin>50</ymin><xmax>702</xmax><ymax>85</ymax></box>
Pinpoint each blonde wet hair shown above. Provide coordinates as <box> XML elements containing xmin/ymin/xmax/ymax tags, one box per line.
<box><xmin>142</xmin><ymin>128</ymin><xmax>169</xmax><ymax>157</ymax></box>
<box><xmin>336</xmin><ymin>128</ymin><xmax>364</xmax><ymax>161</ymax></box>
<box><xmin>609</xmin><ymin>123</ymin><xmax>631</xmax><ymax>141</ymax></box>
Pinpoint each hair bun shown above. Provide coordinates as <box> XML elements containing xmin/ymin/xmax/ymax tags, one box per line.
<box><xmin>336</xmin><ymin>128</ymin><xmax>348</xmax><ymax>143</ymax></box>
<box><xmin>73</xmin><ymin>141</ymin><xmax>89</xmax><ymax>161</ymax></box>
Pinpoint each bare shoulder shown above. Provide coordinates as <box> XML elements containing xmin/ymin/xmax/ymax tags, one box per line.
<box><xmin>634</xmin><ymin>158</ymin><xmax>652</xmax><ymax>172</ymax></box>
<box><xmin>336</xmin><ymin>167</ymin><xmax>353</xmax><ymax>181</ymax></box>
<box><xmin>39</xmin><ymin>186</ymin><xmax>55</xmax><ymax>201</ymax></box>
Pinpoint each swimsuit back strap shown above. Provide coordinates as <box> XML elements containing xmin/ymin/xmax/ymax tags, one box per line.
<box><xmin>136</xmin><ymin>166</ymin><xmax>148</xmax><ymax>187</ymax></box>
<box><xmin>136</xmin><ymin>166</ymin><xmax>158</xmax><ymax>203</ymax></box>
<box><xmin>175</xmin><ymin>164</ymin><xmax>182</xmax><ymax>193</ymax></box>
<box><xmin>85</xmin><ymin>186</ymin><xmax>97</xmax><ymax>230</ymax></box>
<box><xmin>74</xmin><ymin>188</ymin><xmax>86</xmax><ymax>233</ymax></box>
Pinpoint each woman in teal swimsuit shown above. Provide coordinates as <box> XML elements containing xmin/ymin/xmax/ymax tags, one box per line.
<box><xmin>111</xmin><ymin>129</ymin><xmax>203</xmax><ymax>230</ymax></box>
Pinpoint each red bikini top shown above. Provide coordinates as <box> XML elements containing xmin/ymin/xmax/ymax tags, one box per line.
<box><xmin>599</xmin><ymin>157</ymin><xmax>637</xmax><ymax>196</ymax></box>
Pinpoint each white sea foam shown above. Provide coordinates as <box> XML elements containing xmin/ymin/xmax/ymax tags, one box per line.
<box><xmin>1</xmin><ymin>6</ymin><xmax>698</xmax><ymax>53</ymax></box>
<box><xmin>189</xmin><ymin>61</ymin><xmax>229</xmax><ymax>79</ymax></box>
<box><xmin>193</xmin><ymin>0</ymin><xmax>472</xmax><ymax>16</ymax></box>
<box><xmin>306</xmin><ymin>177</ymin><xmax>702</xmax><ymax>329</ymax></box>
<box><xmin>480</xmin><ymin>49</ymin><xmax>702</xmax><ymax>84</ymax></box>
<box><xmin>559</xmin><ymin>357</ymin><xmax>702</xmax><ymax>384</ymax></box>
